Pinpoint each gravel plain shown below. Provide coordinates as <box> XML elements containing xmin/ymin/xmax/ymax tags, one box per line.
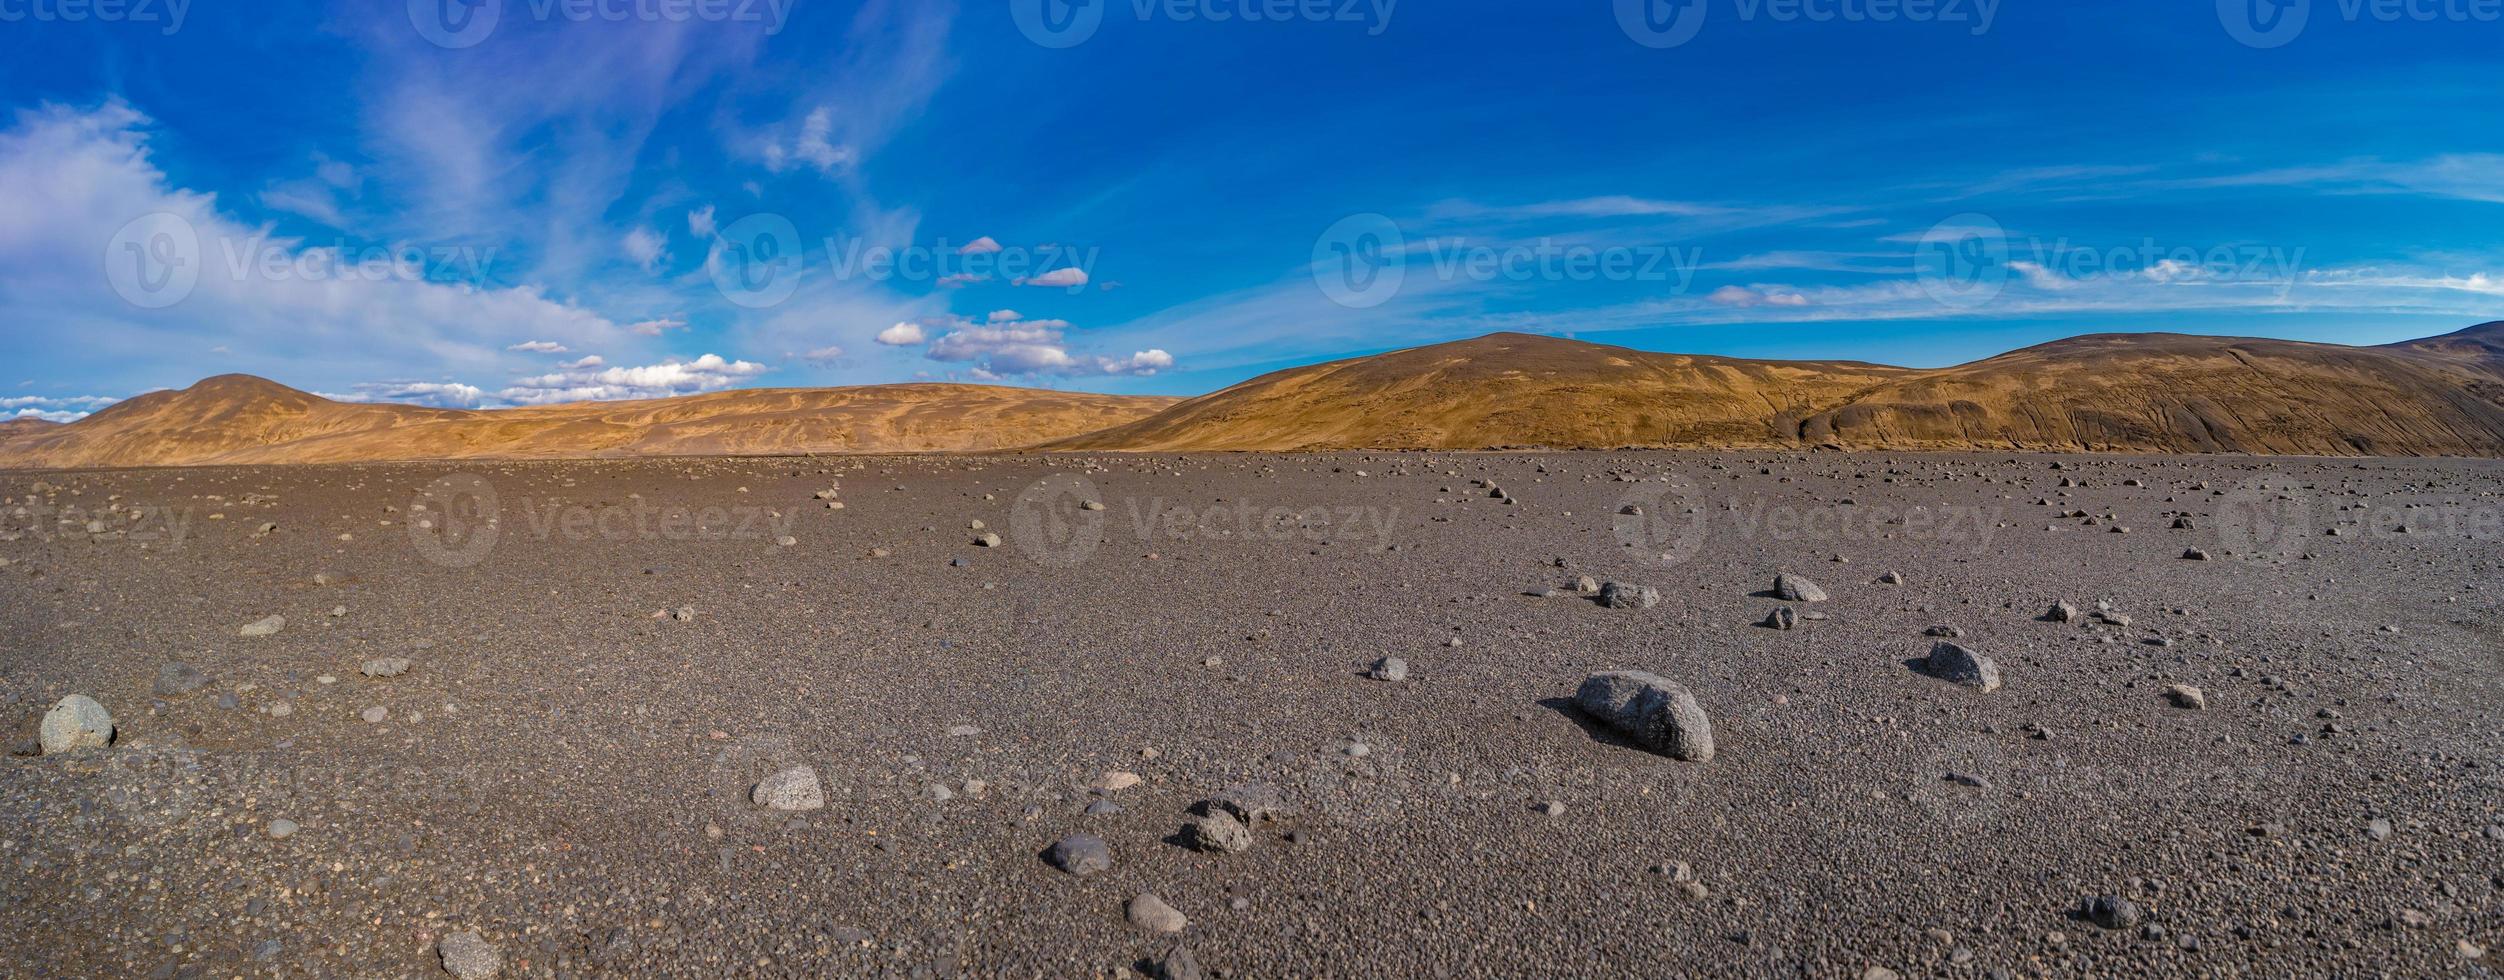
<box><xmin>2</xmin><ymin>451</ymin><xmax>2499</xmax><ymax>978</ymax></box>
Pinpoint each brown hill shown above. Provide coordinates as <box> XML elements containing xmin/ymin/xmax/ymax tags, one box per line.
<box><xmin>0</xmin><ymin>417</ymin><xmax>61</xmax><ymax>455</ymax></box>
<box><xmin>1050</xmin><ymin>332</ymin><xmax>1914</xmax><ymax>451</ymax></box>
<box><xmin>1804</xmin><ymin>331</ymin><xmax>2504</xmax><ymax>455</ymax></box>
<box><xmin>0</xmin><ymin>376</ymin><xmax>1178</xmax><ymax>469</ymax></box>
<box><xmin>1056</xmin><ymin>325</ymin><xmax>2504</xmax><ymax>456</ymax></box>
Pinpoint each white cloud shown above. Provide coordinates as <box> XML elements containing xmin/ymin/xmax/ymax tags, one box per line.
<box><xmin>918</xmin><ymin>313</ymin><xmax>1173</xmax><ymax>377</ymax></box>
<box><xmin>875</xmin><ymin>320</ymin><xmax>927</xmax><ymax>346</ymax></box>
<box><xmin>1706</xmin><ymin>285</ymin><xmax>1811</xmax><ymax>307</ymax></box>
<box><xmin>499</xmin><ymin>353</ymin><xmax>769</xmax><ymax>405</ymax></box>
<box><xmin>327</xmin><ymin>380</ymin><xmax>490</xmax><ymax>409</ymax></box>
<box><xmin>2178</xmin><ymin>154</ymin><xmax>2504</xmax><ymax>204</ymax></box>
<box><xmin>0</xmin><ymin>101</ymin><xmax>631</xmax><ymax>394</ymax></box>
<box><xmin>959</xmin><ymin>236</ymin><xmax>1002</xmax><ymax>255</ymax></box>
<box><xmin>987</xmin><ymin>309</ymin><xmax>1021</xmax><ymax>322</ymax></box>
<box><xmin>767</xmin><ymin>106</ymin><xmax>855</xmax><ymax>176</ymax></box>
<box><xmin>628</xmin><ymin>317</ymin><xmax>687</xmax><ymax>336</ymax></box>
<box><xmin>1</xmin><ymin>394</ymin><xmax>119</xmax><ymax>423</ymax></box>
<box><xmin>794</xmin><ymin>345</ymin><xmax>844</xmax><ymax>365</ymax></box>
<box><xmin>687</xmin><ymin>205</ymin><xmax>717</xmax><ymax>238</ymax></box>
<box><xmin>507</xmin><ymin>340</ymin><xmax>570</xmax><ymax>353</ymax></box>
<box><xmin>622</xmin><ymin>226</ymin><xmax>668</xmax><ymax>272</ymax></box>
<box><xmin>1019</xmin><ymin>267</ymin><xmax>1089</xmax><ymax>289</ymax></box>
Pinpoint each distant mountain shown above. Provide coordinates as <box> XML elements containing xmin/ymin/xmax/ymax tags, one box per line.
<box><xmin>0</xmin><ymin>376</ymin><xmax>1179</xmax><ymax>469</ymax></box>
<box><xmin>1058</xmin><ymin>325</ymin><xmax>2504</xmax><ymax>456</ymax></box>
<box><xmin>0</xmin><ymin>417</ymin><xmax>61</xmax><ymax>455</ymax></box>
<box><xmin>11</xmin><ymin>323</ymin><xmax>2504</xmax><ymax>469</ymax></box>
<box><xmin>1050</xmin><ymin>332</ymin><xmax>1913</xmax><ymax>451</ymax></box>
<box><xmin>1804</xmin><ymin>331</ymin><xmax>2504</xmax><ymax>455</ymax></box>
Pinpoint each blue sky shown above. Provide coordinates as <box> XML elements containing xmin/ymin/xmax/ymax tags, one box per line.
<box><xmin>2</xmin><ymin>0</ymin><xmax>2500</xmax><ymax>419</ymax></box>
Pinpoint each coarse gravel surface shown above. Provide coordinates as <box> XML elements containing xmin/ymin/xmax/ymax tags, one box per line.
<box><xmin>1</xmin><ymin>451</ymin><xmax>2499</xmax><ymax>978</ymax></box>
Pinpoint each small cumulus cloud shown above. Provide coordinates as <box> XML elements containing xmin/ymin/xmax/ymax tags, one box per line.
<box><xmin>507</xmin><ymin>340</ymin><xmax>570</xmax><ymax>353</ymax></box>
<box><xmin>875</xmin><ymin>321</ymin><xmax>927</xmax><ymax>346</ymax></box>
<box><xmin>328</xmin><ymin>381</ymin><xmax>490</xmax><ymax>409</ymax></box>
<box><xmin>765</xmin><ymin>106</ymin><xmax>854</xmax><ymax>176</ymax></box>
<box><xmin>2</xmin><ymin>394</ymin><xmax>120</xmax><ymax>422</ymax></box>
<box><xmin>628</xmin><ymin>317</ymin><xmax>688</xmax><ymax>336</ymax></box>
<box><xmin>917</xmin><ymin>312</ymin><xmax>1172</xmax><ymax>378</ymax></box>
<box><xmin>687</xmin><ymin>205</ymin><xmax>717</xmax><ymax>238</ymax></box>
<box><xmin>1018</xmin><ymin>267</ymin><xmax>1089</xmax><ymax>289</ymax></box>
<box><xmin>959</xmin><ymin>236</ymin><xmax>1002</xmax><ymax>255</ymax></box>
<box><xmin>499</xmin><ymin>353</ymin><xmax>770</xmax><ymax>405</ymax></box>
<box><xmin>623</xmin><ymin>227</ymin><xmax>669</xmax><ymax>272</ymax></box>
<box><xmin>1706</xmin><ymin>285</ymin><xmax>1812</xmax><ymax>307</ymax></box>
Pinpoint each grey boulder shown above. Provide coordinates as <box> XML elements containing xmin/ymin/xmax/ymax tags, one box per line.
<box><xmin>1924</xmin><ymin>642</ymin><xmax>2002</xmax><ymax>691</ymax></box>
<box><xmin>1574</xmin><ymin>671</ymin><xmax>1714</xmax><ymax>761</ymax></box>
<box><xmin>39</xmin><ymin>695</ymin><xmax>115</xmax><ymax>754</ymax></box>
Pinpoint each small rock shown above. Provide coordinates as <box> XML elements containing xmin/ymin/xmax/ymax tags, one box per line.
<box><xmin>1541</xmin><ymin>800</ymin><xmax>1566</xmax><ymax>817</ymax></box>
<box><xmin>1152</xmin><ymin>946</ymin><xmax>1204</xmax><ymax>980</ymax></box>
<box><xmin>266</xmin><ymin>818</ymin><xmax>300</xmax><ymax>839</ymax></box>
<box><xmin>360</xmin><ymin>706</ymin><xmax>388</xmax><ymax>724</ymax></box>
<box><xmin>1187</xmin><ymin>812</ymin><xmax>1254</xmax><ymax>853</ymax></box>
<box><xmin>1127</xmin><ymin>893</ymin><xmax>1188</xmax><ymax>934</ymax></box>
<box><xmin>1761</xmin><ymin>607</ymin><xmax>1798</xmax><ymax>630</ymax></box>
<box><xmin>1202</xmin><ymin>783</ymin><xmax>1287</xmax><ymax>825</ymax></box>
<box><xmin>1090</xmin><ymin>771</ymin><xmax>1143</xmax><ymax>792</ymax></box>
<box><xmin>1574</xmin><ymin>671</ymin><xmax>1714</xmax><ymax>761</ymax></box>
<box><xmin>39</xmin><ymin>695</ymin><xmax>114</xmax><ymax>754</ymax></box>
<box><xmin>361</xmin><ymin>658</ymin><xmax>412</xmax><ymax>678</ymax></box>
<box><xmin>437</xmin><ymin>931</ymin><xmax>502</xmax><ymax>979</ymax></box>
<box><xmin>1368</xmin><ymin>657</ymin><xmax>1408</xmax><ymax>681</ymax></box>
<box><xmin>1044</xmin><ymin>834</ymin><xmax>1112</xmax><ymax>875</ymax></box>
<box><xmin>2046</xmin><ymin>601</ymin><xmax>2082</xmax><ymax>624</ymax></box>
<box><xmin>1773</xmin><ymin>573</ymin><xmax>1827</xmax><ymax>602</ymax></box>
<box><xmin>974</xmin><ymin>532</ymin><xmax>1002</xmax><ymax>547</ymax></box>
<box><xmin>238</xmin><ymin>615</ymin><xmax>286</xmax><ymax>637</ymax></box>
<box><xmin>2182</xmin><ymin>548</ymin><xmax>2211</xmax><ymax>561</ymax></box>
<box><xmin>1925</xmin><ymin>642</ymin><xmax>2002</xmax><ymax>692</ymax></box>
<box><xmin>752</xmin><ymin>767</ymin><xmax>827</xmax><ymax>811</ymax></box>
<box><xmin>1923</xmin><ymin>625</ymin><xmax>1964</xmax><ymax>638</ymax></box>
<box><xmin>1875</xmin><ymin>571</ymin><xmax>1904</xmax><ymax>585</ymax></box>
<box><xmin>1597</xmin><ymin>581</ymin><xmax>1659</xmax><ymax>609</ymax></box>
<box><xmin>2084</xmin><ymin>895</ymin><xmax>2143</xmax><ymax>930</ymax></box>
<box><xmin>2165</xmin><ymin>684</ymin><xmax>2206</xmax><ymax>710</ymax></box>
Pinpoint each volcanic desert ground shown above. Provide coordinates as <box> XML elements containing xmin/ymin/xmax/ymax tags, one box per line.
<box><xmin>3</xmin><ymin>449</ymin><xmax>2500</xmax><ymax>977</ymax></box>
